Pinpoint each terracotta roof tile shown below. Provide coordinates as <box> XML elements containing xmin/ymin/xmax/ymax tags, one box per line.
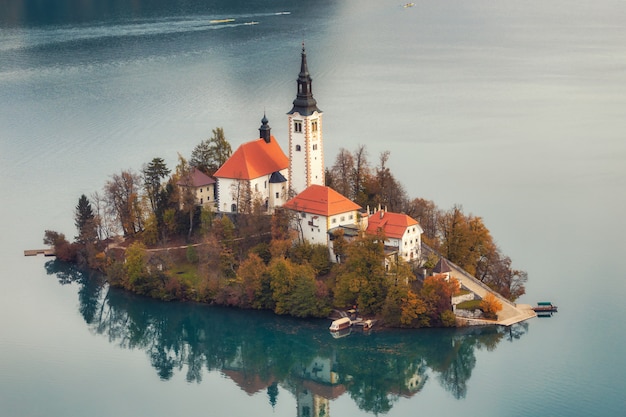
<box><xmin>214</xmin><ymin>136</ymin><xmax>288</xmax><ymax>180</ymax></box>
<box><xmin>366</xmin><ymin>211</ymin><xmax>419</xmax><ymax>239</ymax></box>
<box><xmin>283</xmin><ymin>185</ymin><xmax>361</xmax><ymax>217</ymax></box>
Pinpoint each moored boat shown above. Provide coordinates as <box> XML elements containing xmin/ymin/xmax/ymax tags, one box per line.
<box><xmin>329</xmin><ymin>317</ymin><xmax>351</xmax><ymax>332</ymax></box>
<box><xmin>532</xmin><ymin>302</ymin><xmax>558</xmax><ymax>312</ymax></box>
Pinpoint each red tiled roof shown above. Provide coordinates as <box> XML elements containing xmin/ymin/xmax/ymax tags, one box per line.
<box><xmin>283</xmin><ymin>185</ymin><xmax>361</xmax><ymax>217</ymax></box>
<box><xmin>366</xmin><ymin>211</ymin><xmax>419</xmax><ymax>239</ymax></box>
<box><xmin>214</xmin><ymin>136</ymin><xmax>289</xmax><ymax>180</ymax></box>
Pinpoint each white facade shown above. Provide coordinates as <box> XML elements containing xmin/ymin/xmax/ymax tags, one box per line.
<box><xmin>288</xmin><ymin>111</ymin><xmax>324</xmax><ymax>194</ymax></box>
<box><xmin>217</xmin><ymin>169</ymin><xmax>288</xmax><ymax>213</ymax></box>
<box><xmin>389</xmin><ymin>226</ymin><xmax>422</xmax><ymax>262</ymax></box>
<box><xmin>295</xmin><ymin>209</ymin><xmax>359</xmax><ymax>262</ymax></box>
<box><xmin>365</xmin><ymin>210</ymin><xmax>424</xmax><ymax>264</ymax></box>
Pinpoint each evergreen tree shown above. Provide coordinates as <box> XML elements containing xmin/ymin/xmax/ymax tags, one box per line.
<box><xmin>74</xmin><ymin>194</ymin><xmax>96</xmax><ymax>243</ymax></box>
<box><xmin>142</xmin><ymin>157</ymin><xmax>170</xmax><ymax>216</ymax></box>
<box><xmin>189</xmin><ymin>127</ymin><xmax>232</xmax><ymax>175</ymax></box>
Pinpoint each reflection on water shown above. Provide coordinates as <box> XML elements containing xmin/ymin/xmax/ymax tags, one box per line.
<box><xmin>46</xmin><ymin>259</ymin><xmax>527</xmax><ymax>414</ymax></box>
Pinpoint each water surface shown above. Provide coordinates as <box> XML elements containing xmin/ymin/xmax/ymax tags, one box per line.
<box><xmin>1</xmin><ymin>1</ymin><xmax>625</xmax><ymax>416</ymax></box>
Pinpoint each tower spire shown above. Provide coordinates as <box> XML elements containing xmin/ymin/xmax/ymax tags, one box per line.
<box><xmin>287</xmin><ymin>45</ymin><xmax>324</xmax><ymax>194</ymax></box>
<box><xmin>259</xmin><ymin>112</ymin><xmax>271</xmax><ymax>143</ymax></box>
<box><xmin>288</xmin><ymin>44</ymin><xmax>320</xmax><ymax>116</ymax></box>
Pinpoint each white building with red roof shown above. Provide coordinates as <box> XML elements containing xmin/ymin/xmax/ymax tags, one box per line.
<box><xmin>213</xmin><ymin>116</ymin><xmax>289</xmax><ymax>213</ymax></box>
<box><xmin>365</xmin><ymin>208</ymin><xmax>423</xmax><ymax>263</ymax></box>
<box><xmin>283</xmin><ymin>184</ymin><xmax>362</xmax><ymax>261</ymax></box>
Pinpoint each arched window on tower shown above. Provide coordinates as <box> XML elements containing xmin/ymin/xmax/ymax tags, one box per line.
<box><xmin>295</xmin><ymin>145</ymin><xmax>301</xmax><ymax>151</ymax></box>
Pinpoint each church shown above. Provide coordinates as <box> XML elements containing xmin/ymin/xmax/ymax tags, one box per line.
<box><xmin>212</xmin><ymin>45</ymin><xmax>323</xmax><ymax>214</ymax></box>
<box><xmin>209</xmin><ymin>45</ymin><xmax>423</xmax><ymax>264</ymax></box>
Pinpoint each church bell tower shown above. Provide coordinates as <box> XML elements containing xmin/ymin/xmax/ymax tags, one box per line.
<box><xmin>288</xmin><ymin>45</ymin><xmax>324</xmax><ymax>194</ymax></box>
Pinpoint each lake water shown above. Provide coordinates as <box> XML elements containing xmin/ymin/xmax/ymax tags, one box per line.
<box><xmin>1</xmin><ymin>1</ymin><xmax>625</xmax><ymax>416</ymax></box>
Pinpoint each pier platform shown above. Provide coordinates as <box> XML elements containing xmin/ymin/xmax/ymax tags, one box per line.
<box><xmin>24</xmin><ymin>249</ymin><xmax>55</xmax><ymax>256</ymax></box>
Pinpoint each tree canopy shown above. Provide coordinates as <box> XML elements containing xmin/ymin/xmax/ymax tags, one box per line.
<box><xmin>189</xmin><ymin>127</ymin><xmax>232</xmax><ymax>175</ymax></box>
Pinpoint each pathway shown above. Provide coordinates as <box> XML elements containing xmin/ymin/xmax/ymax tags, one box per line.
<box><xmin>423</xmin><ymin>245</ymin><xmax>536</xmax><ymax>326</ymax></box>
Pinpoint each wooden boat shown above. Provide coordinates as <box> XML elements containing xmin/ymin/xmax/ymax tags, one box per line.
<box><xmin>532</xmin><ymin>302</ymin><xmax>558</xmax><ymax>312</ymax></box>
<box><xmin>329</xmin><ymin>317</ymin><xmax>351</xmax><ymax>332</ymax></box>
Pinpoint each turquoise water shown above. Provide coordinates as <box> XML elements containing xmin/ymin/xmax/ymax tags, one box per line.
<box><xmin>1</xmin><ymin>1</ymin><xmax>626</xmax><ymax>416</ymax></box>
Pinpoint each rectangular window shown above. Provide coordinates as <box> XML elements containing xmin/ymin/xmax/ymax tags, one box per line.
<box><xmin>275</xmin><ymin>192</ymin><xmax>279</xmax><ymax>198</ymax></box>
<box><xmin>340</xmin><ymin>216</ymin><xmax>345</xmax><ymax>221</ymax></box>
<box><xmin>264</xmin><ymin>181</ymin><xmax>267</xmax><ymax>189</ymax></box>
<box><xmin>312</xmin><ymin>144</ymin><xmax>317</xmax><ymax>150</ymax></box>
<box><xmin>301</xmin><ymin>212</ymin><xmax>306</xmax><ymax>218</ymax></box>
<box><xmin>332</xmin><ymin>218</ymin><xmax>337</xmax><ymax>223</ymax></box>
<box><xmin>294</xmin><ymin>120</ymin><xmax>302</xmax><ymax>133</ymax></box>
<box><xmin>255</xmin><ymin>183</ymin><xmax>258</xmax><ymax>192</ymax></box>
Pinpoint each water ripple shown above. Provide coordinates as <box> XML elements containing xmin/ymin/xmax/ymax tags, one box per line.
<box><xmin>0</xmin><ymin>11</ymin><xmax>290</xmax><ymax>52</ymax></box>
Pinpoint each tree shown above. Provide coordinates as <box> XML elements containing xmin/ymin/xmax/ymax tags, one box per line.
<box><xmin>482</xmin><ymin>254</ymin><xmax>527</xmax><ymax>301</ymax></box>
<box><xmin>367</xmin><ymin>150</ymin><xmax>408</xmax><ymax>212</ymax></box>
<box><xmin>382</xmin><ymin>284</ymin><xmax>427</xmax><ymax>328</ymax></box>
<box><xmin>237</xmin><ymin>252</ymin><xmax>268</xmax><ymax>308</ymax></box>
<box><xmin>329</xmin><ymin>148</ymin><xmax>355</xmax><ymax>198</ymax></box>
<box><xmin>43</xmin><ymin>230</ymin><xmax>76</xmax><ymax>262</ymax></box>
<box><xmin>438</xmin><ymin>205</ymin><xmax>471</xmax><ymax>269</ymax></box>
<box><xmin>352</xmin><ymin>145</ymin><xmax>371</xmax><ymax>207</ymax></box>
<box><xmin>175</xmin><ymin>154</ymin><xmax>196</xmax><ymax>239</ymax></box>
<box><xmin>90</xmin><ymin>191</ymin><xmax>110</xmax><ymax>240</ymax></box>
<box><xmin>74</xmin><ymin>194</ymin><xmax>97</xmax><ymax>244</ymax></box>
<box><xmin>230</xmin><ymin>176</ymin><xmax>252</xmax><ymax>214</ymax></box>
<box><xmin>104</xmin><ymin>169</ymin><xmax>144</xmax><ymax>236</ymax></box>
<box><xmin>123</xmin><ymin>241</ymin><xmax>151</xmax><ymax>294</ymax></box>
<box><xmin>330</xmin><ymin>229</ymin><xmax>347</xmax><ymax>263</ymax></box>
<box><xmin>190</xmin><ymin>127</ymin><xmax>232</xmax><ymax>175</ymax></box>
<box><xmin>334</xmin><ymin>233</ymin><xmax>389</xmax><ymax>315</ymax></box>
<box><xmin>142</xmin><ymin>157</ymin><xmax>170</xmax><ymax>218</ymax></box>
<box><xmin>269</xmin><ymin>258</ymin><xmax>327</xmax><ymax>317</ymax></box>
<box><xmin>420</xmin><ymin>274</ymin><xmax>460</xmax><ymax>326</ymax></box>
<box><xmin>480</xmin><ymin>293</ymin><xmax>503</xmax><ymax>320</ymax></box>
<box><xmin>406</xmin><ymin>198</ymin><xmax>440</xmax><ymax>246</ymax></box>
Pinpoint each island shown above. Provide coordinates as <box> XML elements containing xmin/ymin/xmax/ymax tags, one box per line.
<box><xmin>40</xmin><ymin>46</ymin><xmax>530</xmax><ymax>329</ymax></box>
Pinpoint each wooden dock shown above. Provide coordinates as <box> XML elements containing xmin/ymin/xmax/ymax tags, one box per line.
<box><xmin>24</xmin><ymin>249</ymin><xmax>55</xmax><ymax>257</ymax></box>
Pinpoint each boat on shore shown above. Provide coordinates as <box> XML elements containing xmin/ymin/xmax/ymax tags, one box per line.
<box><xmin>329</xmin><ymin>317</ymin><xmax>351</xmax><ymax>332</ymax></box>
